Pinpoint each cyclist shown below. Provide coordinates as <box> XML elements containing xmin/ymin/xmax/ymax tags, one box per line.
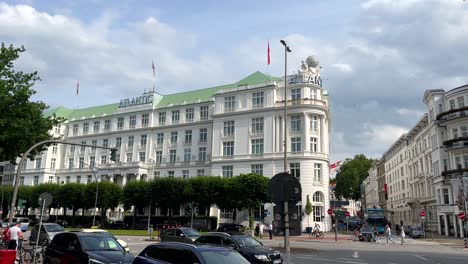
<box><xmin>311</xmin><ymin>223</ymin><xmax>321</xmax><ymax>237</ymax></box>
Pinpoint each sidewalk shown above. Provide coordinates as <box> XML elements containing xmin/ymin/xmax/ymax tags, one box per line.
<box><xmin>257</xmin><ymin>232</ymin><xmax>352</xmax><ymax>242</ymax></box>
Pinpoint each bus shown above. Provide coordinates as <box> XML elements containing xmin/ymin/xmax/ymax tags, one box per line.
<box><xmin>366</xmin><ymin>208</ymin><xmax>386</xmax><ymax>234</ymax></box>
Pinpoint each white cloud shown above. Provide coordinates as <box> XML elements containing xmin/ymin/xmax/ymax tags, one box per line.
<box><xmin>330</xmin><ymin>63</ymin><xmax>353</xmax><ymax>73</ymax></box>
<box><xmin>361</xmin><ymin>123</ymin><xmax>408</xmax><ymax>149</ymax></box>
<box><xmin>396</xmin><ymin>108</ymin><xmax>424</xmax><ymax>117</ymax></box>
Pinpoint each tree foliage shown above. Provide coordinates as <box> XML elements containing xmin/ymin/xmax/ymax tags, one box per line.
<box><xmin>0</xmin><ymin>43</ymin><xmax>64</xmax><ymax>163</ymax></box>
<box><xmin>147</xmin><ymin>178</ymin><xmax>188</xmax><ymax>216</ymax></box>
<box><xmin>334</xmin><ymin>154</ymin><xmax>374</xmax><ymax>201</ymax></box>
<box><xmin>305</xmin><ymin>194</ymin><xmax>313</xmax><ymax>227</ymax></box>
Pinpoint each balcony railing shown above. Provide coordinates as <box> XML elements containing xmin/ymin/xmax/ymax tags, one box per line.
<box><xmin>436</xmin><ymin>106</ymin><xmax>468</xmax><ymax>122</ymax></box>
<box><xmin>442</xmin><ymin>136</ymin><xmax>468</xmax><ymax>150</ymax></box>
<box><xmin>275</xmin><ymin>98</ymin><xmax>327</xmax><ymax>107</ymax></box>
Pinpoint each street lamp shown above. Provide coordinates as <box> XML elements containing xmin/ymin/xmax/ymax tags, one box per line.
<box><xmin>82</xmin><ymin>162</ymin><xmax>99</xmax><ymax>227</ymax></box>
<box><xmin>280</xmin><ymin>39</ymin><xmax>291</xmax><ymax>173</ymax></box>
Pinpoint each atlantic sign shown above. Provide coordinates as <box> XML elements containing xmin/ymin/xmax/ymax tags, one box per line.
<box><xmin>119</xmin><ymin>94</ymin><xmax>153</xmax><ymax>108</ymax></box>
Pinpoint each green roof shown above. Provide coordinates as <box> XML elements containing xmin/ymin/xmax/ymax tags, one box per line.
<box><xmin>46</xmin><ymin>71</ymin><xmax>279</xmax><ymax>120</ymax></box>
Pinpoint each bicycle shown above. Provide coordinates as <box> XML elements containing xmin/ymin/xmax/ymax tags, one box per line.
<box><xmin>309</xmin><ymin>229</ymin><xmax>324</xmax><ymax>239</ymax></box>
<box><xmin>17</xmin><ymin>239</ymin><xmax>47</xmax><ymax>264</ymax></box>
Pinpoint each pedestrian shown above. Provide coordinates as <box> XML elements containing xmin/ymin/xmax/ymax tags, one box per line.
<box><xmin>400</xmin><ymin>228</ymin><xmax>408</xmax><ymax>245</ymax></box>
<box><xmin>395</xmin><ymin>224</ymin><xmax>400</xmax><ymax>236</ymax></box>
<box><xmin>259</xmin><ymin>222</ymin><xmax>264</xmax><ymax>239</ymax></box>
<box><xmin>385</xmin><ymin>224</ymin><xmax>395</xmax><ymax>245</ymax></box>
<box><xmin>373</xmin><ymin>225</ymin><xmax>380</xmax><ymax>243</ymax></box>
<box><xmin>268</xmin><ymin>223</ymin><xmax>273</xmax><ymax>240</ymax></box>
<box><xmin>255</xmin><ymin>223</ymin><xmax>260</xmax><ymax>237</ymax></box>
<box><xmin>2</xmin><ymin>224</ymin><xmax>11</xmax><ymax>248</ymax></box>
<box><xmin>7</xmin><ymin>222</ymin><xmax>23</xmax><ymax>250</ymax></box>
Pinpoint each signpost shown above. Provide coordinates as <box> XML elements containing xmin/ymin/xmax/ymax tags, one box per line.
<box><xmin>327</xmin><ymin>208</ymin><xmax>333</xmax><ymax>215</ymax></box>
<box><xmin>459</xmin><ymin>212</ymin><xmax>465</xmax><ymax>220</ymax></box>
<box><xmin>345</xmin><ymin>211</ymin><xmax>350</xmax><ymax>233</ymax></box>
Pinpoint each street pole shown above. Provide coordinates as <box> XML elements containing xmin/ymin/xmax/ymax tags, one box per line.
<box><xmin>33</xmin><ymin>198</ymin><xmax>46</xmax><ymax>263</ymax></box>
<box><xmin>83</xmin><ymin>162</ymin><xmax>98</xmax><ymax>227</ymax></box>
<box><xmin>280</xmin><ymin>39</ymin><xmax>292</xmax><ymax>261</ymax></box>
<box><xmin>147</xmin><ymin>201</ymin><xmax>152</xmax><ymax>239</ymax></box>
<box><xmin>460</xmin><ymin>171</ymin><xmax>468</xmax><ymax>248</ymax></box>
<box><xmin>190</xmin><ymin>201</ymin><xmax>194</xmax><ymax>229</ymax></box>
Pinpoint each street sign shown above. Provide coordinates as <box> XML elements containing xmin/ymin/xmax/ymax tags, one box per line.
<box><xmin>420</xmin><ymin>211</ymin><xmax>426</xmax><ymax>217</ymax></box>
<box><xmin>459</xmin><ymin>212</ymin><xmax>466</xmax><ymax>220</ymax></box>
<box><xmin>327</xmin><ymin>208</ymin><xmax>333</xmax><ymax>215</ymax></box>
<box><xmin>39</xmin><ymin>192</ymin><xmax>53</xmax><ymax>207</ymax></box>
<box><xmin>345</xmin><ymin>211</ymin><xmax>350</xmax><ymax>217</ymax></box>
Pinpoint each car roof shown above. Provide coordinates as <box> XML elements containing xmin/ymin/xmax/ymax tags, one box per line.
<box><xmin>80</xmin><ymin>228</ymin><xmax>108</xmax><ymax>233</ymax></box>
<box><xmin>65</xmin><ymin>231</ymin><xmax>111</xmax><ymax>237</ymax></box>
<box><xmin>35</xmin><ymin>223</ymin><xmax>60</xmax><ymax>226</ymax></box>
<box><xmin>143</xmin><ymin>242</ymin><xmax>237</xmax><ymax>252</ymax></box>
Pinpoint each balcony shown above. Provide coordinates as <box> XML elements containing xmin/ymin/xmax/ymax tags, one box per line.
<box><xmin>436</xmin><ymin>106</ymin><xmax>468</xmax><ymax>123</ymax></box>
<box><xmin>441</xmin><ymin>167</ymin><xmax>468</xmax><ymax>178</ymax></box>
<box><xmin>442</xmin><ymin>136</ymin><xmax>468</xmax><ymax>150</ymax></box>
<box><xmin>275</xmin><ymin>98</ymin><xmax>327</xmax><ymax>108</ymax></box>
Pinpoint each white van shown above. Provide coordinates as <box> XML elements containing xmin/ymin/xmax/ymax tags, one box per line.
<box><xmin>4</xmin><ymin>217</ymin><xmax>30</xmax><ymax>232</ymax></box>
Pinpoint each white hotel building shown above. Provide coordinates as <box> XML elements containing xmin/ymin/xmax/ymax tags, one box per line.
<box><xmin>0</xmin><ymin>58</ymin><xmax>331</xmax><ymax>231</ymax></box>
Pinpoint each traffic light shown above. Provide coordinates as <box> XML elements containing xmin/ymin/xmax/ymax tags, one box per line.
<box><xmin>110</xmin><ymin>148</ymin><xmax>117</xmax><ymax>162</ymax></box>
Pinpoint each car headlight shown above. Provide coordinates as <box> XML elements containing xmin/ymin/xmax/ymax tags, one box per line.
<box><xmin>254</xmin><ymin>255</ymin><xmax>269</xmax><ymax>261</ymax></box>
<box><xmin>89</xmin><ymin>259</ymin><xmax>105</xmax><ymax>264</ymax></box>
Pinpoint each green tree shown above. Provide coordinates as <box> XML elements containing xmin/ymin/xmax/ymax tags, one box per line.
<box><xmin>84</xmin><ymin>181</ymin><xmax>122</xmax><ymax>221</ymax></box>
<box><xmin>216</xmin><ymin>177</ymin><xmax>242</xmax><ymax>223</ymax></box>
<box><xmin>31</xmin><ymin>183</ymin><xmax>60</xmax><ymax>210</ymax></box>
<box><xmin>0</xmin><ymin>186</ymin><xmax>13</xmax><ymax>218</ymax></box>
<box><xmin>234</xmin><ymin>173</ymin><xmax>269</xmax><ymax>229</ymax></box>
<box><xmin>334</xmin><ymin>154</ymin><xmax>374</xmax><ymax>201</ymax></box>
<box><xmin>55</xmin><ymin>183</ymin><xmax>85</xmax><ymax>226</ymax></box>
<box><xmin>0</xmin><ymin>43</ymin><xmax>63</xmax><ymax>163</ymax></box>
<box><xmin>17</xmin><ymin>185</ymin><xmax>34</xmax><ymax>216</ymax></box>
<box><xmin>305</xmin><ymin>194</ymin><xmax>313</xmax><ymax>228</ymax></box>
<box><xmin>121</xmin><ymin>180</ymin><xmax>150</xmax><ymax>229</ymax></box>
<box><xmin>147</xmin><ymin>178</ymin><xmax>188</xmax><ymax>217</ymax></box>
<box><xmin>186</xmin><ymin>176</ymin><xmax>222</xmax><ymax>224</ymax></box>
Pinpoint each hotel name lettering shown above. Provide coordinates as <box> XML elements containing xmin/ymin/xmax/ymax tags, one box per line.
<box><xmin>119</xmin><ymin>94</ymin><xmax>153</xmax><ymax>108</ymax></box>
<box><xmin>289</xmin><ymin>74</ymin><xmax>316</xmax><ymax>85</ymax></box>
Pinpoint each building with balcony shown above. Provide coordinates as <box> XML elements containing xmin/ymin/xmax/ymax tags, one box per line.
<box><xmin>0</xmin><ymin>57</ymin><xmax>331</xmax><ymax>231</ymax></box>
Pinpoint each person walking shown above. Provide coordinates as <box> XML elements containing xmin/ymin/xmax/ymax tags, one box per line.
<box><xmin>7</xmin><ymin>222</ymin><xmax>23</xmax><ymax>250</ymax></box>
<box><xmin>255</xmin><ymin>224</ymin><xmax>260</xmax><ymax>237</ymax></box>
<box><xmin>2</xmin><ymin>224</ymin><xmax>11</xmax><ymax>248</ymax></box>
<box><xmin>373</xmin><ymin>225</ymin><xmax>380</xmax><ymax>243</ymax></box>
<box><xmin>385</xmin><ymin>224</ymin><xmax>395</xmax><ymax>245</ymax></box>
<box><xmin>268</xmin><ymin>223</ymin><xmax>273</xmax><ymax>240</ymax></box>
<box><xmin>400</xmin><ymin>228</ymin><xmax>408</xmax><ymax>245</ymax></box>
<box><xmin>259</xmin><ymin>222</ymin><xmax>264</xmax><ymax>239</ymax></box>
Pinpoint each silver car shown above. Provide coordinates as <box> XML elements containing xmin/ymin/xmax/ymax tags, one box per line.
<box><xmin>160</xmin><ymin>227</ymin><xmax>201</xmax><ymax>243</ymax></box>
<box><xmin>29</xmin><ymin>223</ymin><xmax>65</xmax><ymax>245</ymax></box>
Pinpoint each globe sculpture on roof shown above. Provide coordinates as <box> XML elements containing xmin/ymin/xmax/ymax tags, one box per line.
<box><xmin>306</xmin><ymin>55</ymin><xmax>320</xmax><ymax>68</ymax></box>
<box><xmin>296</xmin><ymin>55</ymin><xmax>322</xmax><ymax>87</ymax></box>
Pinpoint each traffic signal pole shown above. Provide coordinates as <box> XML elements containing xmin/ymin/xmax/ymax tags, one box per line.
<box><xmin>9</xmin><ymin>139</ymin><xmax>117</xmax><ymax>224</ymax></box>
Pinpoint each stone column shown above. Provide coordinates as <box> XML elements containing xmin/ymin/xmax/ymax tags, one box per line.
<box><xmin>122</xmin><ymin>174</ymin><xmax>127</xmax><ymax>187</ymax></box>
<box><xmin>304</xmin><ymin>113</ymin><xmax>309</xmax><ymax>151</ymax></box>
<box><xmin>444</xmin><ymin>214</ymin><xmax>449</xmax><ymax>236</ymax></box>
<box><xmin>320</xmin><ymin>116</ymin><xmax>324</xmax><ymax>153</ymax></box>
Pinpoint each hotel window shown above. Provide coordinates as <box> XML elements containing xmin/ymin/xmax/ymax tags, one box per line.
<box><xmin>452</xmin><ymin>128</ymin><xmax>459</xmax><ymax>139</ymax></box>
<box><xmin>100</xmin><ymin>155</ymin><xmax>107</xmax><ymax>164</ymax></box>
<box><xmin>129</xmin><ymin>115</ymin><xmax>136</xmax><ymax>128</ymax></box>
<box><xmin>251</xmin><ymin>117</ymin><xmax>264</xmax><ymax>134</ymax></box>
<box><xmin>291</xmin><ymin>88</ymin><xmax>301</xmax><ymax>100</ymax></box>
<box><xmin>461</xmin><ymin>126</ymin><xmax>468</xmax><ymax>137</ymax></box>
<box><xmin>290</xmin><ymin>163</ymin><xmax>300</xmax><ymax>178</ymax></box>
<box><xmin>170</xmin><ymin>150</ymin><xmax>177</xmax><ymax>163</ymax></box>
<box><xmin>224</xmin><ymin>96</ymin><xmax>236</xmax><ymax>112</ymax></box>
<box><xmin>197</xmin><ymin>169</ymin><xmax>205</xmax><ymax>176</ymax></box>
<box><xmin>93</xmin><ymin>121</ymin><xmax>100</xmax><ymax>133</ymax></box>
<box><xmin>464</xmin><ymin>155</ymin><xmax>468</xmax><ymax>168</ymax></box>
<box><xmin>117</xmin><ymin>117</ymin><xmax>124</xmax><ymax>130</ymax></box>
<box><xmin>155</xmin><ymin>151</ymin><xmax>162</xmax><ymax>163</ymax></box>
<box><xmin>83</xmin><ymin>123</ymin><xmax>89</xmax><ymax>134</ymax></box>
<box><xmin>200</xmin><ymin>106</ymin><xmax>209</xmax><ymax>120</ymax></box>
<box><xmin>199</xmin><ymin>128</ymin><xmax>208</xmax><ymax>143</ymax></box>
<box><xmin>198</xmin><ymin>147</ymin><xmax>207</xmax><ymax>161</ymax></box>
<box><xmin>68</xmin><ymin>158</ymin><xmax>74</xmax><ymax>169</ymax></box>
<box><xmin>52</xmin><ymin>146</ymin><xmax>57</xmax><ymax>154</ymax></box>
<box><xmin>185</xmin><ymin>130</ymin><xmax>192</xmax><ymax>144</ymax></box>
<box><xmin>139</xmin><ymin>152</ymin><xmax>146</xmax><ymax>162</ymax></box>
<box><xmin>171</xmin><ymin>131</ymin><xmax>178</xmax><ymax>144</ymax></box>
<box><xmin>251</xmin><ymin>139</ymin><xmax>264</xmax><ymax>155</ymax></box>
<box><xmin>103</xmin><ymin>138</ymin><xmax>109</xmax><ymax>148</ymax></box>
<box><xmin>141</xmin><ymin>113</ymin><xmax>149</xmax><ymax>127</ymax></box>
<box><xmin>184</xmin><ymin>149</ymin><xmax>191</xmax><ymax>162</ymax></box>
<box><xmin>455</xmin><ymin>157</ymin><xmax>462</xmax><ymax>169</ymax></box>
<box><xmin>79</xmin><ymin>157</ymin><xmax>84</xmax><ymax>168</ymax></box>
<box><xmin>252</xmin><ymin>91</ymin><xmax>264</xmax><ymax>108</ymax></box>
<box><xmin>50</xmin><ymin>158</ymin><xmax>56</xmax><ymax>169</ymax></box>
<box><xmin>81</xmin><ymin>141</ymin><xmax>86</xmax><ymax>152</ymax></box>
<box><xmin>87</xmin><ymin>175</ymin><xmax>92</xmax><ymax>183</ymax></box>
<box><xmin>223</xmin><ymin>141</ymin><xmax>234</xmax><ymax>156</ymax></box>
<box><xmin>186</xmin><ymin>108</ymin><xmax>194</xmax><ymax>122</ymax></box>
<box><xmin>310</xmin><ymin>137</ymin><xmax>318</xmax><ymax>152</ymax></box>
<box><xmin>49</xmin><ymin>176</ymin><xmax>54</xmax><ymax>183</ymax></box>
<box><xmin>443</xmin><ymin>189</ymin><xmax>450</xmax><ymax>204</ymax></box>
<box><xmin>90</xmin><ymin>156</ymin><xmax>95</xmax><ymax>167</ymax></box>
<box><xmin>310</xmin><ymin>89</ymin><xmax>317</xmax><ymax>99</ymax></box>
<box><xmin>104</xmin><ymin>119</ymin><xmax>111</xmax><ymax>132</ymax></box>
<box><xmin>126</xmin><ymin>153</ymin><xmax>132</xmax><ymax>163</ymax></box>
<box><xmin>116</xmin><ymin>137</ymin><xmax>122</xmax><ymax>147</ymax></box>
<box><xmin>291</xmin><ymin>115</ymin><xmax>301</xmax><ymax>132</ymax></box>
<box><xmin>222</xmin><ymin>166</ymin><xmax>233</xmax><ymax>177</ymax></box>
<box><xmin>73</xmin><ymin>124</ymin><xmax>79</xmax><ymax>135</ymax></box>
<box><xmin>66</xmin><ymin>176</ymin><xmax>71</xmax><ymax>184</ymax></box>
<box><xmin>224</xmin><ymin>121</ymin><xmax>235</xmax><ymax>136</ymax></box>
<box><xmin>158</xmin><ymin>112</ymin><xmax>166</xmax><ymax>125</ymax></box>
<box><xmin>157</xmin><ymin>133</ymin><xmax>164</xmax><ymax>146</ymax></box>
<box><xmin>251</xmin><ymin>164</ymin><xmax>263</xmax><ymax>175</ymax></box>
<box><xmin>314</xmin><ymin>164</ymin><xmax>322</xmax><ymax>182</ymax></box>
<box><xmin>33</xmin><ymin>176</ymin><xmax>40</xmax><ymax>185</ymax></box>
<box><xmin>183</xmin><ymin>170</ymin><xmax>190</xmax><ymax>179</ymax></box>
<box><xmin>116</xmin><ymin>154</ymin><xmax>120</xmax><ymax>163</ymax></box>
<box><xmin>172</xmin><ymin>110</ymin><xmax>180</xmax><ymax>124</ymax></box>
<box><xmin>34</xmin><ymin>158</ymin><xmax>41</xmax><ymax>169</ymax></box>
<box><xmin>449</xmin><ymin>99</ymin><xmax>455</xmax><ymax>110</ymax></box>
<box><xmin>313</xmin><ymin>206</ymin><xmax>323</xmax><ymax>222</ymax></box>
<box><xmin>70</xmin><ymin>145</ymin><xmax>75</xmax><ymax>154</ymax></box>
<box><xmin>154</xmin><ymin>171</ymin><xmax>160</xmax><ymax>178</ymax></box>
<box><xmin>310</xmin><ymin>116</ymin><xmax>318</xmax><ymax>132</ymax></box>
<box><xmin>128</xmin><ymin>136</ymin><xmax>134</xmax><ymax>147</ymax></box>
<box><xmin>168</xmin><ymin>171</ymin><xmax>175</xmax><ymax>178</ymax></box>
<box><xmin>76</xmin><ymin>175</ymin><xmax>81</xmax><ymax>184</ymax></box>
<box><xmin>458</xmin><ymin>96</ymin><xmax>465</xmax><ymax>108</ymax></box>
<box><xmin>140</xmin><ymin>135</ymin><xmax>147</xmax><ymax>146</ymax></box>
<box><xmin>291</xmin><ymin>137</ymin><xmax>301</xmax><ymax>152</ymax></box>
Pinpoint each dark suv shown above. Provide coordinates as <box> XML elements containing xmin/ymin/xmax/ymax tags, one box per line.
<box><xmin>195</xmin><ymin>232</ymin><xmax>282</xmax><ymax>264</ymax></box>
<box><xmin>160</xmin><ymin>227</ymin><xmax>201</xmax><ymax>243</ymax></box>
<box><xmin>133</xmin><ymin>242</ymin><xmax>251</xmax><ymax>264</ymax></box>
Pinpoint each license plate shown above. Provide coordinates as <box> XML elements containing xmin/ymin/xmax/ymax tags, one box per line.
<box><xmin>273</xmin><ymin>260</ymin><xmax>282</xmax><ymax>264</ymax></box>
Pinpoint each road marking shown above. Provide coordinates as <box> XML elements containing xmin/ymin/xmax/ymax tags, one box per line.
<box><xmin>295</xmin><ymin>256</ymin><xmax>368</xmax><ymax>264</ymax></box>
<box><xmin>415</xmin><ymin>255</ymin><xmax>428</xmax><ymax>261</ymax></box>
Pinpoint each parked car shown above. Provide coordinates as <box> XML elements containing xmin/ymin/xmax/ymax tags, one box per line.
<box><xmin>79</xmin><ymin>228</ymin><xmax>130</xmax><ymax>252</ymax></box>
<box><xmin>160</xmin><ymin>227</ymin><xmax>201</xmax><ymax>243</ymax></box>
<box><xmin>44</xmin><ymin>232</ymin><xmax>134</xmax><ymax>264</ymax></box>
<box><xmin>133</xmin><ymin>242</ymin><xmax>251</xmax><ymax>264</ymax></box>
<box><xmin>358</xmin><ymin>226</ymin><xmax>373</xmax><ymax>242</ymax></box>
<box><xmin>409</xmin><ymin>226</ymin><xmax>425</xmax><ymax>238</ymax></box>
<box><xmin>29</xmin><ymin>223</ymin><xmax>65</xmax><ymax>245</ymax></box>
<box><xmin>109</xmin><ymin>220</ymin><xmax>128</xmax><ymax>229</ymax></box>
<box><xmin>195</xmin><ymin>232</ymin><xmax>282</xmax><ymax>264</ymax></box>
<box><xmin>4</xmin><ymin>217</ymin><xmax>30</xmax><ymax>232</ymax></box>
<box><xmin>155</xmin><ymin>220</ymin><xmax>182</xmax><ymax>230</ymax></box>
<box><xmin>216</xmin><ymin>224</ymin><xmax>244</xmax><ymax>232</ymax></box>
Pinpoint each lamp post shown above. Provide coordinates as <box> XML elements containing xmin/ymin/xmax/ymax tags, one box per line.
<box><xmin>280</xmin><ymin>39</ymin><xmax>292</xmax><ymax>261</ymax></box>
<box><xmin>82</xmin><ymin>162</ymin><xmax>99</xmax><ymax>227</ymax></box>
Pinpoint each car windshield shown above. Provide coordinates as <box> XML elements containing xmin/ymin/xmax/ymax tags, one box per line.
<box><xmin>200</xmin><ymin>250</ymin><xmax>251</xmax><ymax>264</ymax></box>
<box><xmin>45</xmin><ymin>224</ymin><xmax>64</xmax><ymax>232</ymax></box>
<box><xmin>184</xmin><ymin>229</ymin><xmax>201</xmax><ymax>237</ymax></box>
<box><xmin>231</xmin><ymin>236</ymin><xmax>262</xmax><ymax>248</ymax></box>
<box><xmin>80</xmin><ymin>235</ymin><xmax>124</xmax><ymax>251</ymax></box>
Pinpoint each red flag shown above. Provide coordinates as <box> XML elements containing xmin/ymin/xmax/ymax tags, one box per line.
<box><xmin>267</xmin><ymin>41</ymin><xmax>271</xmax><ymax>65</ymax></box>
<box><xmin>76</xmin><ymin>80</ymin><xmax>79</xmax><ymax>96</ymax></box>
<box><xmin>152</xmin><ymin>60</ymin><xmax>156</xmax><ymax>78</ymax></box>
<box><xmin>330</xmin><ymin>161</ymin><xmax>342</xmax><ymax>169</ymax></box>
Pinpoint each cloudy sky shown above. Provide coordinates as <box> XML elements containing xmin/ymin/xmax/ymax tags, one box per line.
<box><xmin>2</xmin><ymin>0</ymin><xmax>468</xmax><ymax>162</ymax></box>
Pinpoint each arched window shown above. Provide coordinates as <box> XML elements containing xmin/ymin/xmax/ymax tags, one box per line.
<box><xmin>313</xmin><ymin>191</ymin><xmax>323</xmax><ymax>203</ymax></box>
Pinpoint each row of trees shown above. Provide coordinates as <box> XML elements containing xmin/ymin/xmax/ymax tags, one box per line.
<box><xmin>0</xmin><ymin>173</ymin><xmax>269</xmax><ymax>227</ymax></box>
